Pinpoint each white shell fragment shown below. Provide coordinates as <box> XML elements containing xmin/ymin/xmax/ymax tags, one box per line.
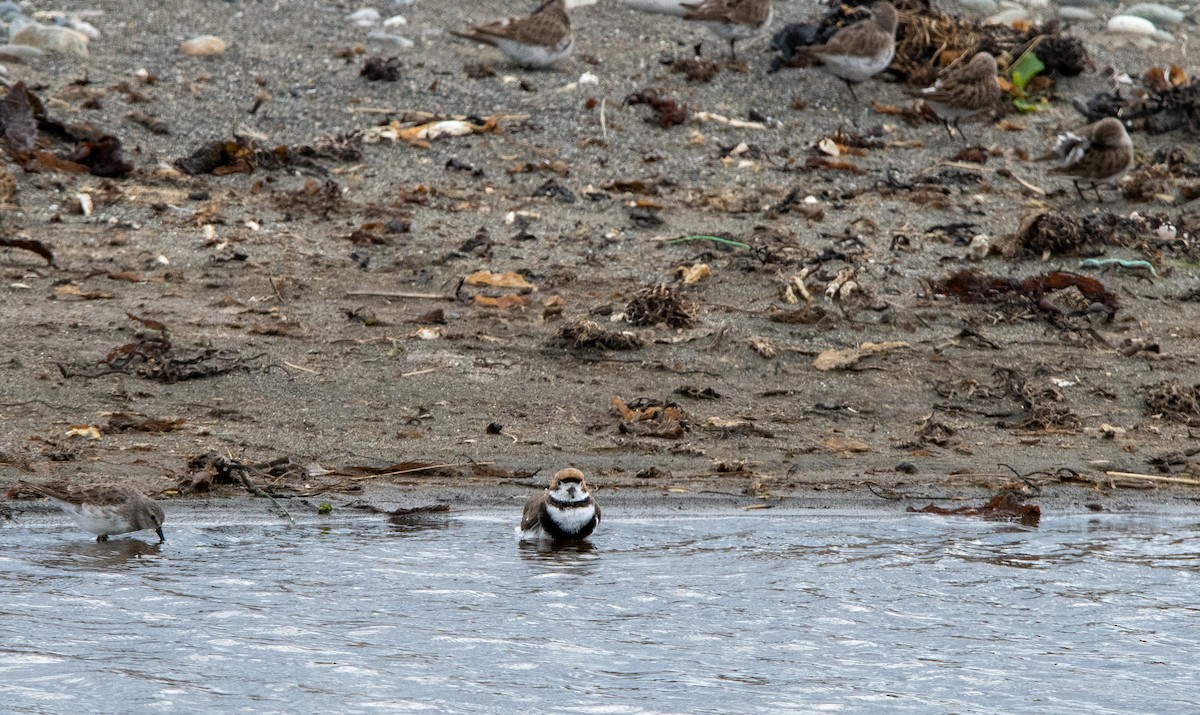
<box><xmin>1106</xmin><ymin>15</ymin><xmax>1158</xmax><ymax>36</ymax></box>
<box><xmin>1123</xmin><ymin>3</ymin><xmax>1185</xmax><ymax>27</ymax></box>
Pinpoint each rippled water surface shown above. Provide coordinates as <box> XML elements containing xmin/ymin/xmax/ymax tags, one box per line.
<box><xmin>3</xmin><ymin>509</ymin><xmax>1199</xmax><ymax>714</ymax></box>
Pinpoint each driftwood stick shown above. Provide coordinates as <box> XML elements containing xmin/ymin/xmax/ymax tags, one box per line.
<box><xmin>1105</xmin><ymin>471</ymin><xmax>1200</xmax><ymax>486</ymax></box>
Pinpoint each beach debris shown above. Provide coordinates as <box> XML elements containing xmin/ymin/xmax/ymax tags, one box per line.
<box><xmin>624</xmin><ymin>88</ymin><xmax>688</xmax><ymax>128</ymax></box>
<box><xmin>180</xmin><ymin>35</ymin><xmax>226</xmax><ymax>57</ymax></box>
<box><xmin>934</xmin><ymin>269</ymin><xmax>1119</xmax><ymax>321</ymax></box>
<box><xmin>1142</xmin><ymin>379</ymin><xmax>1200</xmax><ymax>424</ymax></box>
<box><xmin>557</xmin><ymin>319</ymin><xmax>644</xmax><ymax>350</ymax></box>
<box><xmin>813</xmin><ymin>341</ymin><xmax>909</xmax><ymax>371</ymax></box>
<box><xmin>908</xmin><ymin>490</ymin><xmax>1041</xmax><ymax>526</ymax></box>
<box><xmin>624</xmin><ymin>283</ymin><xmax>697</xmax><ymax>328</ymax></box>
<box><xmin>361</xmin><ymin>56</ymin><xmax>403</xmax><ymax>81</ymax></box>
<box><xmin>611</xmin><ymin>396</ymin><xmax>691</xmax><ymax>439</ymax></box>
<box><xmin>362</xmin><ymin>112</ymin><xmax>514</xmax><ymax>148</ymax></box>
<box><xmin>0</xmin><ymin>237</ymin><xmax>54</xmax><ymax>265</ymax></box>
<box><xmin>1074</xmin><ymin>65</ymin><xmax>1199</xmax><ymax>134</ymax></box>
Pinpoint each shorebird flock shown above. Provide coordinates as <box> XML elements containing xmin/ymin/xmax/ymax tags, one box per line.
<box><xmin>451</xmin><ymin>0</ymin><xmax>1136</xmax><ymax>199</ymax></box>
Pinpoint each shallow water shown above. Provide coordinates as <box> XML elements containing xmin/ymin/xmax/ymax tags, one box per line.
<box><xmin>2</xmin><ymin>510</ymin><xmax>1199</xmax><ymax>714</ymax></box>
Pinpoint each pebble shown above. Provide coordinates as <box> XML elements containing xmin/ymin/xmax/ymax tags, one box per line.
<box><xmin>348</xmin><ymin>8</ymin><xmax>381</xmax><ymax>26</ymax></box>
<box><xmin>0</xmin><ymin>1</ymin><xmax>21</xmax><ymax>22</ymax></box>
<box><xmin>968</xmin><ymin>235</ymin><xmax>991</xmax><ymax>261</ymax></box>
<box><xmin>985</xmin><ymin>7</ymin><xmax>1029</xmax><ymax>24</ymax></box>
<box><xmin>1123</xmin><ymin>3</ymin><xmax>1185</xmax><ymax>27</ymax></box>
<box><xmin>0</xmin><ymin>43</ymin><xmax>46</xmax><ymax>62</ymax></box>
<box><xmin>958</xmin><ymin>0</ymin><xmax>999</xmax><ymax>13</ymax></box>
<box><xmin>366</xmin><ymin>30</ymin><xmax>413</xmax><ymax>48</ymax></box>
<box><xmin>11</xmin><ymin>23</ymin><xmax>89</xmax><ymax>58</ymax></box>
<box><xmin>1058</xmin><ymin>6</ymin><xmax>1098</xmax><ymax>20</ymax></box>
<box><xmin>383</xmin><ymin>14</ymin><xmax>408</xmax><ymax>27</ymax></box>
<box><xmin>1107</xmin><ymin>15</ymin><xmax>1159</xmax><ymax>36</ymax></box>
<box><xmin>180</xmin><ymin>35</ymin><xmax>227</xmax><ymax>56</ymax></box>
<box><xmin>69</xmin><ymin>20</ymin><xmax>102</xmax><ymax>40</ymax></box>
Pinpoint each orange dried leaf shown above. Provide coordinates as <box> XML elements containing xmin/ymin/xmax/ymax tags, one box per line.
<box><xmin>611</xmin><ymin>396</ymin><xmax>636</xmax><ymax>421</ymax></box>
<box><xmin>474</xmin><ymin>294</ymin><xmax>530</xmax><ymax>309</ymax></box>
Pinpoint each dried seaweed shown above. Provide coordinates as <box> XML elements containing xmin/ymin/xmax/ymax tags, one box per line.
<box><xmin>624</xmin><ymin>89</ymin><xmax>689</xmax><ymax>129</ymax></box>
<box><xmin>908</xmin><ymin>490</ymin><xmax>1041</xmax><ymax>526</ymax></box>
<box><xmin>625</xmin><ymin>283</ymin><xmax>697</xmax><ymax>328</ymax></box>
<box><xmin>1143</xmin><ymin>379</ymin><xmax>1200</xmax><ymax>424</ymax></box>
<box><xmin>935</xmin><ymin>269</ymin><xmax>1118</xmax><ymax>321</ymax></box>
<box><xmin>558</xmin><ymin>319</ymin><xmax>644</xmax><ymax>350</ymax></box>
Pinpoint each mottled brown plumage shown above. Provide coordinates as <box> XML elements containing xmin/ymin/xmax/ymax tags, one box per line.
<box><xmin>680</xmin><ymin>0</ymin><xmax>773</xmax><ymax>59</ymax></box>
<box><xmin>1048</xmin><ymin>118</ymin><xmax>1134</xmax><ymax>200</ymax></box>
<box><xmin>451</xmin><ymin>0</ymin><xmax>573</xmax><ymax>70</ymax></box>
<box><xmin>918</xmin><ymin>52</ymin><xmax>1002</xmax><ymax>140</ymax></box>
<box><xmin>20</xmin><ymin>481</ymin><xmax>165</xmax><ymax>542</ymax></box>
<box><xmin>806</xmin><ymin>1</ymin><xmax>897</xmax><ymax>98</ymax></box>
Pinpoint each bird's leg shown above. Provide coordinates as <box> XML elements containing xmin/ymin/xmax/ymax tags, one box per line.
<box><xmin>954</xmin><ymin>118</ymin><xmax>971</xmax><ymax>144</ymax></box>
<box><xmin>729</xmin><ymin>38</ymin><xmax>737</xmax><ymax>61</ymax></box>
<box><xmin>942</xmin><ymin>120</ymin><xmax>954</xmax><ymax>140</ymax></box>
<box><xmin>1091</xmin><ymin>182</ymin><xmax>1104</xmax><ymax>202</ymax></box>
<box><xmin>843</xmin><ymin>79</ymin><xmax>859</xmax><ymax>101</ymax></box>
<box><xmin>1072</xmin><ymin>180</ymin><xmax>1087</xmax><ymax>201</ymax></box>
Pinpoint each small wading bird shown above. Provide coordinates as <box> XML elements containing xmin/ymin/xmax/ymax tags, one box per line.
<box><xmin>519</xmin><ymin>469</ymin><xmax>600</xmax><ymax>542</ymax></box>
<box><xmin>681</xmin><ymin>0</ymin><xmax>774</xmax><ymax>60</ymax></box>
<box><xmin>451</xmin><ymin>0</ymin><xmax>574</xmax><ymax>70</ymax></box>
<box><xmin>1044</xmin><ymin>117</ymin><xmax>1134</xmax><ymax>201</ymax></box>
<box><xmin>916</xmin><ymin>51</ymin><xmax>1002</xmax><ymax>142</ymax></box>
<box><xmin>19</xmin><ymin>481</ymin><xmax>165</xmax><ymax>543</ymax></box>
<box><xmin>803</xmin><ymin>1</ymin><xmax>897</xmax><ymax>100</ymax></box>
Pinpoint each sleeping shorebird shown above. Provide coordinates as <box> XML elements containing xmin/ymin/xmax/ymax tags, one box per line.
<box><xmin>451</xmin><ymin>0</ymin><xmax>574</xmax><ymax>70</ymax></box>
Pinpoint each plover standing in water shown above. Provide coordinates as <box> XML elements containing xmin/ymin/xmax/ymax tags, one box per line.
<box><xmin>519</xmin><ymin>469</ymin><xmax>600</xmax><ymax>542</ymax></box>
<box><xmin>20</xmin><ymin>481</ymin><xmax>165</xmax><ymax>543</ymax></box>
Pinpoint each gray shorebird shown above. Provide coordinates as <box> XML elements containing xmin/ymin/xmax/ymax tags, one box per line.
<box><xmin>451</xmin><ymin>0</ymin><xmax>574</xmax><ymax>70</ymax></box>
<box><xmin>680</xmin><ymin>0</ymin><xmax>774</xmax><ymax>60</ymax></box>
<box><xmin>20</xmin><ymin>481</ymin><xmax>165</xmax><ymax>543</ymax></box>
<box><xmin>805</xmin><ymin>1</ymin><xmax>897</xmax><ymax>100</ymax></box>
<box><xmin>918</xmin><ymin>51</ymin><xmax>1002</xmax><ymax>141</ymax></box>
<box><xmin>1046</xmin><ymin>117</ymin><xmax>1134</xmax><ymax>200</ymax></box>
<box><xmin>518</xmin><ymin>469</ymin><xmax>600</xmax><ymax>542</ymax></box>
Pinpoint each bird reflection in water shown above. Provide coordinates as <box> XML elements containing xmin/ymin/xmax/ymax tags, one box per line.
<box><xmin>43</xmin><ymin>538</ymin><xmax>162</xmax><ymax>570</ymax></box>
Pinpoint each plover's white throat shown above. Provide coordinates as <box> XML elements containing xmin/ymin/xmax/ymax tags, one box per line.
<box><xmin>918</xmin><ymin>51</ymin><xmax>1002</xmax><ymax>141</ymax></box>
<box><xmin>519</xmin><ymin>468</ymin><xmax>600</xmax><ymax>542</ymax></box>
<box><xmin>451</xmin><ymin>0</ymin><xmax>574</xmax><ymax>70</ymax></box>
<box><xmin>1046</xmin><ymin>117</ymin><xmax>1134</xmax><ymax>200</ymax></box>
<box><xmin>804</xmin><ymin>1</ymin><xmax>897</xmax><ymax>99</ymax></box>
<box><xmin>20</xmin><ymin>481</ymin><xmax>165</xmax><ymax>542</ymax></box>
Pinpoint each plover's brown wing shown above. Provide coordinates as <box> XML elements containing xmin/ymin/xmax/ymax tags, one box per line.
<box><xmin>808</xmin><ymin>19</ymin><xmax>887</xmax><ymax>58</ymax></box>
<box><xmin>681</xmin><ymin>0</ymin><xmax>765</xmax><ymax>23</ymax></box>
<box><xmin>519</xmin><ymin>493</ymin><xmax>545</xmax><ymax>531</ymax></box>
<box><xmin>463</xmin><ymin>2</ymin><xmax>569</xmax><ymax>47</ymax></box>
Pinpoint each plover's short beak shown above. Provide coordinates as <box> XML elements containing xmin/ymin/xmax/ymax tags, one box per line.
<box><xmin>155</xmin><ymin>527</ymin><xmax>166</xmax><ymax>542</ymax></box>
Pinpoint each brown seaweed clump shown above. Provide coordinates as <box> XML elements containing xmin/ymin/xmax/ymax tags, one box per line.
<box><xmin>625</xmin><ymin>284</ymin><xmax>698</xmax><ymax>329</ymax></box>
<box><xmin>1143</xmin><ymin>379</ymin><xmax>1200</xmax><ymax>423</ymax></box>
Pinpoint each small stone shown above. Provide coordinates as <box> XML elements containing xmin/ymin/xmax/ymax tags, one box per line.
<box><xmin>985</xmin><ymin>7</ymin><xmax>1029</xmax><ymax>24</ymax></box>
<box><xmin>1123</xmin><ymin>3</ymin><xmax>1185</xmax><ymax>27</ymax></box>
<box><xmin>366</xmin><ymin>31</ymin><xmax>413</xmax><ymax>48</ymax></box>
<box><xmin>0</xmin><ymin>1</ymin><xmax>22</xmax><ymax>22</ymax></box>
<box><xmin>968</xmin><ymin>234</ymin><xmax>990</xmax><ymax>261</ymax></box>
<box><xmin>69</xmin><ymin>20</ymin><xmax>102</xmax><ymax>40</ymax></box>
<box><xmin>1107</xmin><ymin>15</ymin><xmax>1158</xmax><ymax>36</ymax></box>
<box><xmin>959</xmin><ymin>0</ymin><xmax>999</xmax><ymax>13</ymax></box>
<box><xmin>11</xmin><ymin>23</ymin><xmax>89</xmax><ymax>58</ymax></box>
<box><xmin>383</xmin><ymin>14</ymin><xmax>408</xmax><ymax>27</ymax></box>
<box><xmin>180</xmin><ymin>35</ymin><xmax>227</xmax><ymax>57</ymax></box>
<box><xmin>1058</xmin><ymin>6</ymin><xmax>1097</xmax><ymax>21</ymax></box>
<box><xmin>347</xmin><ymin>8</ymin><xmax>381</xmax><ymax>26</ymax></box>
